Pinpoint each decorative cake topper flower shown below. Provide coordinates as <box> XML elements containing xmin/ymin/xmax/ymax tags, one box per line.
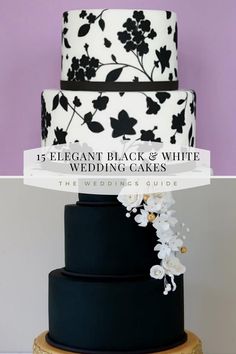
<box><xmin>117</xmin><ymin>192</ymin><xmax>189</xmax><ymax>295</ymax></box>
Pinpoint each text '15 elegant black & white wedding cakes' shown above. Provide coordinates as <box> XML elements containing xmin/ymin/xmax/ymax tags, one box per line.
<box><xmin>34</xmin><ymin>9</ymin><xmax>203</xmax><ymax>354</ymax></box>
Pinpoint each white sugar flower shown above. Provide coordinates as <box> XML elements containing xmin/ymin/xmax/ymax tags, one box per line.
<box><xmin>150</xmin><ymin>265</ymin><xmax>165</xmax><ymax>280</ymax></box>
<box><xmin>134</xmin><ymin>209</ymin><xmax>149</xmax><ymax>227</ymax></box>
<box><xmin>153</xmin><ymin>214</ymin><xmax>170</xmax><ymax>233</ymax></box>
<box><xmin>154</xmin><ymin>243</ymin><xmax>171</xmax><ymax>259</ymax></box>
<box><xmin>161</xmin><ymin>192</ymin><xmax>175</xmax><ymax>211</ymax></box>
<box><xmin>144</xmin><ymin>195</ymin><xmax>162</xmax><ymax>213</ymax></box>
<box><xmin>168</xmin><ymin>236</ymin><xmax>183</xmax><ymax>252</ymax></box>
<box><xmin>162</xmin><ymin>256</ymin><xmax>186</xmax><ymax>276</ymax></box>
<box><xmin>117</xmin><ymin>194</ymin><xmax>143</xmax><ymax>210</ymax></box>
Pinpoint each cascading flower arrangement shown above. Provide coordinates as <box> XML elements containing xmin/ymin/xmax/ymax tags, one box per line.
<box><xmin>117</xmin><ymin>192</ymin><xmax>189</xmax><ymax>295</ymax></box>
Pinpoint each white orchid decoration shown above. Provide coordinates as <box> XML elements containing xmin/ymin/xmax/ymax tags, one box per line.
<box><xmin>117</xmin><ymin>192</ymin><xmax>190</xmax><ymax>295</ymax></box>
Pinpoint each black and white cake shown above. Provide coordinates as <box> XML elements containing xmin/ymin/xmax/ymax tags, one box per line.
<box><xmin>34</xmin><ymin>9</ymin><xmax>202</xmax><ymax>354</ymax></box>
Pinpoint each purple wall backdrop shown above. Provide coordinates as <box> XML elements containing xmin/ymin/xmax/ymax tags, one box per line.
<box><xmin>0</xmin><ymin>0</ymin><xmax>235</xmax><ymax>175</ymax></box>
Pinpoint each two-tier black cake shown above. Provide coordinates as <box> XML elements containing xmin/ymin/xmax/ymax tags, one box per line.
<box><xmin>34</xmin><ymin>9</ymin><xmax>202</xmax><ymax>354</ymax></box>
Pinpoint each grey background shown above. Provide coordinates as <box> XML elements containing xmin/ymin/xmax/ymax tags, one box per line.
<box><xmin>0</xmin><ymin>179</ymin><xmax>235</xmax><ymax>354</ymax></box>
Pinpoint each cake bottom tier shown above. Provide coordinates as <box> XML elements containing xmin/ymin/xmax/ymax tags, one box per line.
<box><xmin>33</xmin><ymin>331</ymin><xmax>203</xmax><ymax>354</ymax></box>
<box><xmin>48</xmin><ymin>269</ymin><xmax>186</xmax><ymax>353</ymax></box>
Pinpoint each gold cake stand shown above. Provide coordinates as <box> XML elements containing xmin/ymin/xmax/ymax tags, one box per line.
<box><xmin>33</xmin><ymin>331</ymin><xmax>203</xmax><ymax>354</ymax></box>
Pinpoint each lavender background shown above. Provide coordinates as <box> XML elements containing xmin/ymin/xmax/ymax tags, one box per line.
<box><xmin>0</xmin><ymin>0</ymin><xmax>235</xmax><ymax>175</ymax></box>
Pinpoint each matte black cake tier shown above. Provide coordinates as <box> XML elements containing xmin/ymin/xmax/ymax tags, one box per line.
<box><xmin>65</xmin><ymin>199</ymin><xmax>157</xmax><ymax>275</ymax></box>
<box><xmin>47</xmin><ymin>200</ymin><xmax>186</xmax><ymax>353</ymax></box>
<box><xmin>48</xmin><ymin>269</ymin><xmax>185</xmax><ymax>353</ymax></box>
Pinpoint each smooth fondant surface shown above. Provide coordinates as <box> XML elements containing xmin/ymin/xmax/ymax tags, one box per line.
<box><xmin>42</xmin><ymin>90</ymin><xmax>196</xmax><ymax>147</ymax></box>
<box><xmin>48</xmin><ymin>269</ymin><xmax>185</xmax><ymax>353</ymax></box>
<box><xmin>61</xmin><ymin>10</ymin><xmax>178</xmax><ymax>83</ymax></box>
<box><xmin>65</xmin><ymin>202</ymin><xmax>157</xmax><ymax>275</ymax></box>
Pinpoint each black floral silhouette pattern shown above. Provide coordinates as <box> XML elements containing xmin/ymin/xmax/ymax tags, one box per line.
<box><xmin>146</xmin><ymin>97</ymin><xmax>160</xmax><ymax>114</ymax></box>
<box><xmin>139</xmin><ymin>127</ymin><xmax>162</xmax><ymax>142</ymax></box>
<box><xmin>190</xmin><ymin>91</ymin><xmax>196</xmax><ymax>115</ymax></box>
<box><xmin>92</xmin><ymin>96</ymin><xmax>109</xmax><ymax>110</ymax></box>
<box><xmin>170</xmin><ymin>93</ymin><xmax>189</xmax><ymax>144</ymax></box>
<box><xmin>67</xmin><ymin>45</ymin><xmax>100</xmax><ymax>81</ymax></box>
<box><xmin>53</xmin><ymin>128</ymin><xmax>67</xmax><ymax>145</ymax></box>
<box><xmin>78</xmin><ymin>10</ymin><xmax>108</xmax><ymax>37</ymax></box>
<box><xmin>156</xmin><ymin>92</ymin><xmax>171</xmax><ymax>104</ymax></box>
<box><xmin>63</xmin><ymin>12</ymin><xmax>68</xmax><ymax>24</ymax></box>
<box><xmin>104</xmin><ymin>38</ymin><xmax>112</xmax><ymax>48</ymax></box>
<box><xmin>174</xmin><ymin>23</ymin><xmax>178</xmax><ymax>49</ymax></box>
<box><xmin>41</xmin><ymin>95</ymin><xmax>51</xmax><ymax>140</ymax></box>
<box><xmin>65</xmin><ymin>10</ymin><xmax>178</xmax><ymax>82</ymax></box>
<box><xmin>110</xmin><ymin>110</ymin><xmax>137</xmax><ymax>138</ymax></box>
<box><xmin>43</xmin><ymin>90</ymin><xmax>196</xmax><ymax>148</ymax></box>
<box><xmin>155</xmin><ymin>46</ymin><xmax>172</xmax><ymax>73</ymax></box>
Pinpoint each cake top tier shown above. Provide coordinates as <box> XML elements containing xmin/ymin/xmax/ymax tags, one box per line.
<box><xmin>61</xmin><ymin>9</ymin><xmax>178</xmax><ymax>88</ymax></box>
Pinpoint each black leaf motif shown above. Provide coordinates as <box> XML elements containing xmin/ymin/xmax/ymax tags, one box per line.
<box><xmin>104</xmin><ymin>38</ymin><xmax>112</xmax><ymax>48</ymax></box>
<box><xmin>190</xmin><ymin>137</ymin><xmax>195</xmax><ymax>147</ymax></box>
<box><xmin>119</xmin><ymin>92</ymin><xmax>125</xmax><ymax>97</ymax></box>
<box><xmin>168</xmin><ymin>26</ymin><xmax>172</xmax><ymax>34</ymax></box>
<box><xmin>84</xmin><ymin>112</ymin><xmax>93</xmax><ymax>124</ymax></box>
<box><xmin>63</xmin><ymin>12</ymin><xmax>68</xmax><ymax>24</ymax></box>
<box><xmin>170</xmin><ymin>135</ymin><xmax>176</xmax><ymax>144</ymax></box>
<box><xmin>146</xmin><ymin>97</ymin><xmax>160</xmax><ymax>115</ymax></box>
<box><xmin>166</xmin><ymin>11</ymin><xmax>172</xmax><ymax>19</ymax></box>
<box><xmin>42</xmin><ymin>95</ymin><xmax>51</xmax><ymax>140</ymax></box>
<box><xmin>52</xmin><ymin>94</ymin><xmax>59</xmax><ymax>110</ymax></box>
<box><xmin>64</xmin><ymin>38</ymin><xmax>71</xmax><ymax>49</ymax></box>
<box><xmin>171</xmin><ymin>110</ymin><xmax>186</xmax><ymax>133</ymax></box>
<box><xmin>174</xmin><ymin>22</ymin><xmax>178</xmax><ymax>49</ymax></box>
<box><xmin>104</xmin><ymin>38</ymin><xmax>111</xmax><ymax>48</ymax></box>
<box><xmin>87</xmin><ymin>121</ymin><xmax>104</xmax><ymax>133</ymax></box>
<box><xmin>53</xmin><ymin>128</ymin><xmax>67</xmax><ymax>145</ymax></box>
<box><xmin>99</xmin><ymin>18</ymin><xmax>105</xmax><ymax>31</ymax></box>
<box><xmin>62</xmin><ymin>28</ymin><xmax>68</xmax><ymax>35</ymax></box>
<box><xmin>177</xmin><ymin>99</ymin><xmax>186</xmax><ymax>105</ymax></box>
<box><xmin>110</xmin><ymin>110</ymin><xmax>137</xmax><ymax>138</ymax></box>
<box><xmin>60</xmin><ymin>95</ymin><xmax>68</xmax><ymax>111</ymax></box>
<box><xmin>78</xmin><ymin>24</ymin><xmax>91</xmax><ymax>37</ymax></box>
<box><xmin>156</xmin><ymin>92</ymin><xmax>171</xmax><ymax>104</ymax></box>
<box><xmin>106</xmin><ymin>67</ymin><xmax>123</xmax><ymax>82</ymax></box>
<box><xmin>188</xmin><ymin>124</ymin><xmax>193</xmax><ymax>146</ymax></box>
<box><xmin>111</xmin><ymin>54</ymin><xmax>117</xmax><ymax>63</ymax></box>
<box><xmin>155</xmin><ymin>46</ymin><xmax>172</xmax><ymax>73</ymax></box>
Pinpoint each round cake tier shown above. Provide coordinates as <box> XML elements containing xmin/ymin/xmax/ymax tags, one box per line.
<box><xmin>61</xmin><ymin>10</ymin><xmax>178</xmax><ymax>84</ymax></box>
<box><xmin>33</xmin><ymin>331</ymin><xmax>203</xmax><ymax>354</ymax></box>
<box><xmin>64</xmin><ymin>202</ymin><xmax>157</xmax><ymax>276</ymax></box>
<box><xmin>48</xmin><ymin>269</ymin><xmax>186</xmax><ymax>353</ymax></box>
<box><xmin>42</xmin><ymin>90</ymin><xmax>196</xmax><ymax>148</ymax></box>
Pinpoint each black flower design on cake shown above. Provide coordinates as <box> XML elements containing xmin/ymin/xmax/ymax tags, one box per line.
<box><xmin>41</xmin><ymin>95</ymin><xmax>51</xmax><ymax>140</ymax></box>
<box><xmin>66</xmin><ymin>11</ymin><xmax>177</xmax><ymax>82</ymax></box>
<box><xmin>110</xmin><ymin>110</ymin><xmax>137</xmax><ymax>139</ymax></box>
<box><xmin>155</xmin><ymin>46</ymin><xmax>172</xmax><ymax>73</ymax></box>
<box><xmin>174</xmin><ymin>23</ymin><xmax>178</xmax><ymax>49</ymax></box>
<box><xmin>156</xmin><ymin>92</ymin><xmax>171</xmax><ymax>104</ymax></box>
<box><xmin>67</xmin><ymin>46</ymin><xmax>100</xmax><ymax>81</ymax></box>
<box><xmin>146</xmin><ymin>97</ymin><xmax>160</xmax><ymax>114</ymax></box>
<box><xmin>139</xmin><ymin>127</ymin><xmax>162</xmax><ymax>142</ymax></box>
<box><xmin>190</xmin><ymin>91</ymin><xmax>196</xmax><ymax>115</ymax></box>
<box><xmin>170</xmin><ymin>93</ymin><xmax>190</xmax><ymax>144</ymax></box>
<box><xmin>78</xmin><ymin>10</ymin><xmax>108</xmax><ymax>37</ymax></box>
<box><xmin>53</xmin><ymin>128</ymin><xmax>67</xmax><ymax>145</ymax></box>
<box><xmin>47</xmin><ymin>92</ymin><xmax>108</xmax><ymax>143</ymax></box>
<box><xmin>92</xmin><ymin>96</ymin><xmax>109</xmax><ymax>111</ymax></box>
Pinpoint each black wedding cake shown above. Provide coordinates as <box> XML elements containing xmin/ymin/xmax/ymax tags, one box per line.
<box><xmin>34</xmin><ymin>9</ymin><xmax>203</xmax><ymax>354</ymax></box>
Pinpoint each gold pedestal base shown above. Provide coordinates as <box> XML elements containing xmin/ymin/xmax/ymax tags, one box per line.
<box><xmin>33</xmin><ymin>331</ymin><xmax>203</xmax><ymax>354</ymax></box>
